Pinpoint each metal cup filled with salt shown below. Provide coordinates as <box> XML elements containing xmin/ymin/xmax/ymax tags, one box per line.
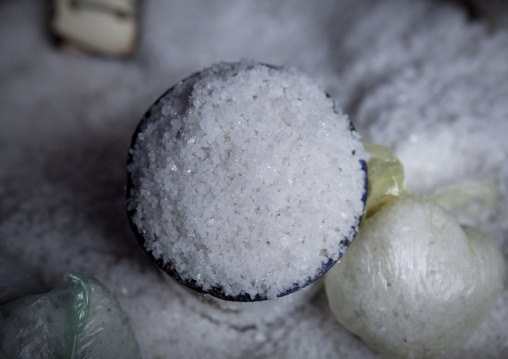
<box><xmin>126</xmin><ymin>61</ymin><xmax>367</xmax><ymax>326</ymax></box>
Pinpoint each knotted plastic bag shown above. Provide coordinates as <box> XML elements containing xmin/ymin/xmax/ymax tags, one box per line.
<box><xmin>0</xmin><ymin>273</ymin><xmax>141</xmax><ymax>359</ymax></box>
<box><xmin>325</xmin><ymin>144</ymin><xmax>505</xmax><ymax>359</ymax></box>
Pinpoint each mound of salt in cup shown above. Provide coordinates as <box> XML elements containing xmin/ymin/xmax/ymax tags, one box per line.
<box><xmin>127</xmin><ymin>61</ymin><xmax>367</xmax><ymax>301</ymax></box>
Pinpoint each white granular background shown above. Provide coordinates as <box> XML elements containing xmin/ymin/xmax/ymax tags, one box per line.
<box><xmin>127</xmin><ymin>61</ymin><xmax>366</xmax><ymax>299</ymax></box>
<box><xmin>1</xmin><ymin>1</ymin><xmax>507</xmax><ymax>358</ymax></box>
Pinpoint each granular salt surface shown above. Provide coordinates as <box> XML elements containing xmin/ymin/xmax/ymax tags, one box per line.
<box><xmin>1</xmin><ymin>0</ymin><xmax>508</xmax><ymax>358</ymax></box>
<box><xmin>127</xmin><ymin>61</ymin><xmax>366</xmax><ymax>299</ymax></box>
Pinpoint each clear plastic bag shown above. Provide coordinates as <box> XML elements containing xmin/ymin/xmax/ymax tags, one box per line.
<box><xmin>0</xmin><ymin>273</ymin><xmax>91</xmax><ymax>359</ymax></box>
<box><xmin>74</xmin><ymin>277</ymin><xmax>141</xmax><ymax>359</ymax></box>
<box><xmin>0</xmin><ymin>273</ymin><xmax>141</xmax><ymax>359</ymax></box>
<box><xmin>325</xmin><ymin>144</ymin><xmax>505</xmax><ymax>359</ymax></box>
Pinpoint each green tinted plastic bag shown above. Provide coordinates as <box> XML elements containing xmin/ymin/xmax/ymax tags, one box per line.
<box><xmin>0</xmin><ymin>273</ymin><xmax>91</xmax><ymax>359</ymax></box>
<box><xmin>0</xmin><ymin>273</ymin><xmax>141</xmax><ymax>359</ymax></box>
<box><xmin>362</xmin><ymin>142</ymin><xmax>406</xmax><ymax>219</ymax></box>
<box><xmin>74</xmin><ymin>277</ymin><xmax>141</xmax><ymax>359</ymax></box>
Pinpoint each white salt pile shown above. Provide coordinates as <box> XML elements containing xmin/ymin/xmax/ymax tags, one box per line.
<box><xmin>127</xmin><ymin>61</ymin><xmax>367</xmax><ymax>299</ymax></box>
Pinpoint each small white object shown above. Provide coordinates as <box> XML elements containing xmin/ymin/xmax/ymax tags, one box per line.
<box><xmin>52</xmin><ymin>0</ymin><xmax>138</xmax><ymax>56</ymax></box>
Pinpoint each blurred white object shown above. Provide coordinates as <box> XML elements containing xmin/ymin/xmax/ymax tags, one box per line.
<box><xmin>52</xmin><ymin>0</ymin><xmax>138</xmax><ymax>56</ymax></box>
